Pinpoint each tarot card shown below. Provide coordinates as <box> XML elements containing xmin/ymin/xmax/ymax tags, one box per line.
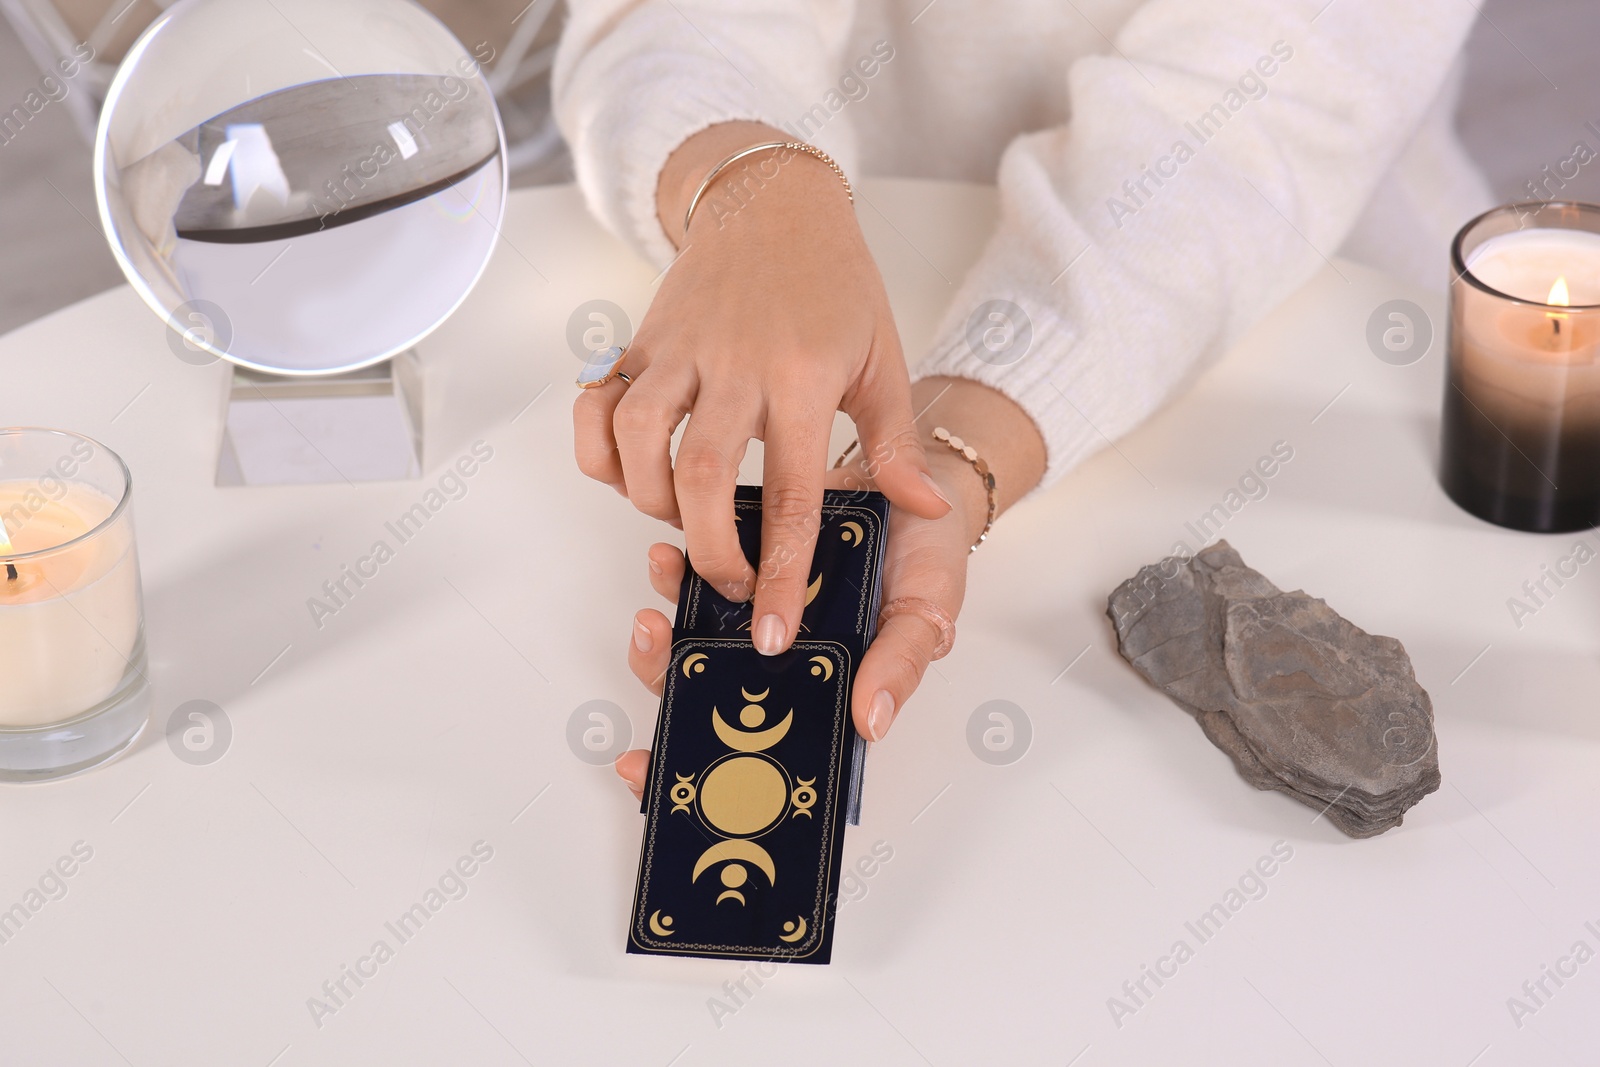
<box><xmin>627</xmin><ymin>640</ymin><xmax>852</xmax><ymax>962</ymax></box>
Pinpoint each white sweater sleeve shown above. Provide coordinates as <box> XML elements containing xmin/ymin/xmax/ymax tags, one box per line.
<box><xmin>912</xmin><ymin>1</ymin><xmax>1478</xmax><ymax>486</ymax></box>
<box><xmin>552</xmin><ymin>0</ymin><xmax>859</xmax><ymax>267</ymax></box>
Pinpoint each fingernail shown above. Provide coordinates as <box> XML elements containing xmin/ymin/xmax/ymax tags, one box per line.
<box><xmin>648</xmin><ymin>559</ymin><xmax>664</xmax><ymax>577</ymax></box>
<box><xmin>617</xmin><ymin>763</ymin><xmax>645</xmax><ymax>794</ymax></box>
<box><xmin>920</xmin><ymin>471</ymin><xmax>953</xmax><ymax>509</ymax></box>
<box><xmin>633</xmin><ymin>619</ymin><xmax>653</xmax><ymax>653</ymax></box>
<box><xmin>754</xmin><ymin>613</ymin><xmax>786</xmax><ymax>656</ymax></box>
<box><xmin>867</xmin><ymin>689</ymin><xmax>896</xmax><ymax>741</ymax></box>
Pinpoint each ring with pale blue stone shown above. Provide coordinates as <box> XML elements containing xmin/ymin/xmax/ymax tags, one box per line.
<box><xmin>576</xmin><ymin>345</ymin><xmax>632</xmax><ymax>389</ymax></box>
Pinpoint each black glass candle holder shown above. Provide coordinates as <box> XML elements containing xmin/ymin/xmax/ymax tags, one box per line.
<box><xmin>1440</xmin><ymin>201</ymin><xmax>1600</xmax><ymax>532</ymax></box>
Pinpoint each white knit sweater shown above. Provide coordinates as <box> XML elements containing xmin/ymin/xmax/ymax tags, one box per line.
<box><xmin>552</xmin><ymin>0</ymin><xmax>1492</xmax><ymax>486</ymax></box>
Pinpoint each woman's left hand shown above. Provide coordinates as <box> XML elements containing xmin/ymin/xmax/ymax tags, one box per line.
<box><xmin>615</xmin><ymin>460</ymin><xmax>981</xmax><ymax>799</ymax></box>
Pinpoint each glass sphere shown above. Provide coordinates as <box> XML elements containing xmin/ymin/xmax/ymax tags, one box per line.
<box><xmin>94</xmin><ymin>0</ymin><xmax>506</xmax><ymax>375</ymax></box>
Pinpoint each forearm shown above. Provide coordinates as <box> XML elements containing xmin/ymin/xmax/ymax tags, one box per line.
<box><xmin>913</xmin><ymin>2</ymin><xmax>1476</xmax><ymax>490</ymax></box>
<box><xmin>911</xmin><ymin>376</ymin><xmax>1047</xmax><ymax>546</ymax></box>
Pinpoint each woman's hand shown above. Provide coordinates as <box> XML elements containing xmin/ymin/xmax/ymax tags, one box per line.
<box><xmin>614</xmin><ymin>458</ymin><xmax>982</xmax><ymax>800</ymax></box>
<box><xmin>573</xmin><ymin>121</ymin><xmax>951</xmax><ymax>663</ymax></box>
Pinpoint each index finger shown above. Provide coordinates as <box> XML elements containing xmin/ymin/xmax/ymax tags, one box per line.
<box><xmin>751</xmin><ymin>411</ymin><xmax>829</xmax><ymax>656</ymax></box>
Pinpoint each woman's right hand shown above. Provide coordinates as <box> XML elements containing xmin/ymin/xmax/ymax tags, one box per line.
<box><xmin>572</xmin><ymin>121</ymin><xmax>951</xmax><ymax>665</ymax></box>
<box><xmin>614</xmin><ymin>452</ymin><xmax>986</xmax><ymax>800</ymax></box>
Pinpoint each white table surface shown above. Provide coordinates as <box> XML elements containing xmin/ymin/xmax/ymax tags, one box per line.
<box><xmin>1</xmin><ymin>180</ymin><xmax>1596</xmax><ymax>1067</ymax></box>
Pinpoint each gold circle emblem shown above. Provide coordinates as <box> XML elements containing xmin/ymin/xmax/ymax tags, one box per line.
<box><xmin>698</xmin><ymin>756</ymin><xmax>787</xmax><ymax>836</ymax></box>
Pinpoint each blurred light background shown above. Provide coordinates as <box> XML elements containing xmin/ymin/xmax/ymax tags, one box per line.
<box><xmin>0</xmin><ymin>0</ymin><xmax>1594</xmax><ymax>336</ymax></box>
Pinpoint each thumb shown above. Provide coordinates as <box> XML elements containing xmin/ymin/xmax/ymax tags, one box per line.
<box><xmin>851</xmin><ymin>594</ymin><xmax>955</xmax><ymax>742</ymax></box>
<box><xmin>842</xmin><ymin>340</ymin><xmax>951</xmax><ymax>520</ymax></box>
<box><xmin>616</xmin><ymin>749</ymin><xmax>650</xmax><ymax>800</ymax></box>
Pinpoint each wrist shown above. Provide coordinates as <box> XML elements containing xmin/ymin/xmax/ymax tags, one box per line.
<box><xmin>911</xmin><ymin>376</ymin><xmax>1046</xmax><ymax>523</ymax></box>
<box><xmin>656</xmin><ymin>122</ymin><xmax>851</xmax><ymax>246</ymax></box>
<box><xmin>657</xmin><ymin>122</ymin><xmax>773</xmax><ymax>239</ymax></box>
<box><xmin>925</xmin><ymin>446</ymin><xmax>992</xmax><ymax>548</ymax></box>
<box><xmin>705</xmin><ymin>150</ymin><xmax>849</xmax><ymax>237</ymax></box>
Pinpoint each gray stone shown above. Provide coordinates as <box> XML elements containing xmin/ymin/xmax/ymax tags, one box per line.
<box><xmin>1108</xmin><ymin>541</ymin><xmax>1440</xmax><ymax>838</ymax></box>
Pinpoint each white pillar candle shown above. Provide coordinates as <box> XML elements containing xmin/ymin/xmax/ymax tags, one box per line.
<box><xmin>0</xmin><ymin>481</ymin><xmax>142</xmax><ymax>727</ymax></box>
<box><xmin>1455</xmin><ymin>228</ymin><xmax>1600</xmax><ymax>429</ymax></box>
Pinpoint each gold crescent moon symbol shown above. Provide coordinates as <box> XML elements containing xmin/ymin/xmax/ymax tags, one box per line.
<box><xmin>808</xmin><ymin>655</ymin><xmax>834</xmax><ymax>681</ymax></box>
<box><xmin>713</xmin><ymin>708</ymin><xmax>793</xmax><ymax>751</ymax></box>
<box><xmin>779</xmin><ymin>916</ymin><xmax>808</xmax><ymax>942</ymax></box>
<box><xmin>841</xmin><ymin>521</ymin><xmax>864</xmax><ymax>545</ymax></box>
<box><xmin>804</xmin><ymin>572</ymin><xmax>823</xmax><ymax>606</ymax></box>
<box><xmin>681</xmin><ymin>653</ymin><xmax>709</xmax><ymax>679</ymax></box>
<box><xmin>648</xmin><ymin>911</ymin><xmax>676</xmax><ymax>937</ymax></box>
<box><xmin>740</xmin><ymin>687</ymin><xmax>770</xmax><ymax>702</ymax></box>
<box><xmin>693</xmin><ymin>840</ymin><xmax>776</xmax><ymax>885</ymax></box>
<box><xmin>715</xmin><ymin>890</ymin><xmax>746</xmax><ymax>906</ymax></box>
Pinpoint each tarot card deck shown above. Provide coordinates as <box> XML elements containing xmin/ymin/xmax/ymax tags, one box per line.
<box><xmin>626</xmin><ymin>486</ymin><xmax>889</xmax><ymax>963</ymax></box>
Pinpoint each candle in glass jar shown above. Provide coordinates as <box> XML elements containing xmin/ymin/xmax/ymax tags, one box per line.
<box><xmin>1440</xmin><ymin>204</ymin><xmax>1600</xmax><ymax>531</ymax></box>
<box><xmin>0</xmin><ymin>481</ymin><xmax>141</xmax><ymax>727</ymax></box>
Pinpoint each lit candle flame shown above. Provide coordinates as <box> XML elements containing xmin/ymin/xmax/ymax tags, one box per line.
<box><xmin>1545</xmin><ymin>275</ymin><xmax>1572</xmax><ymax>342</ymax></box>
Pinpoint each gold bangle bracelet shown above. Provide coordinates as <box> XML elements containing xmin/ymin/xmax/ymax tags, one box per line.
<box><xmin>682</xmin><ymin>140</ymin><xmax>853</xmax><ymax>237</ymax></box>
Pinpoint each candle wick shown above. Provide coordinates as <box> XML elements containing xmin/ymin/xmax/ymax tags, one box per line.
<box><xmin>4</xmin><ymin>563</ymin><xmax>15</xmax><ymax>582</ymax></box>
<box><xmin>1554</xmin><ymin>317</ymin><xmax>1562</xmax><ymax>336</ymax></box>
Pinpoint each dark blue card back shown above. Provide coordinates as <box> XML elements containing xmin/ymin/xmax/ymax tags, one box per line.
<box><xmin>627</xmin><ymin>487</ymin><xmax>889</xmax><ymax>963</ymax></box>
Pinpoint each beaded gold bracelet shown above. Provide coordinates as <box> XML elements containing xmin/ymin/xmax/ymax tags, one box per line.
<box><xmin>682</xmin><ymin>140</ymin><xmax>853</xmax><ymax>236</ymax></box>
<box><xmin>931</xmin><ymin>427</ymin><xmax>997</xmax><ymax>553</ymax></box>
<box><xmin>831</xmin><ymin>428</ymin><xmax>998</xmax><ymax>554</ymax></box>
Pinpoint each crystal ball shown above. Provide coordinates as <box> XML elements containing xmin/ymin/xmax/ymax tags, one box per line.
<box><xmin>94</xmin><ymin>0</ymin><xmax>506</xmax><ymax>374</ymax></box>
